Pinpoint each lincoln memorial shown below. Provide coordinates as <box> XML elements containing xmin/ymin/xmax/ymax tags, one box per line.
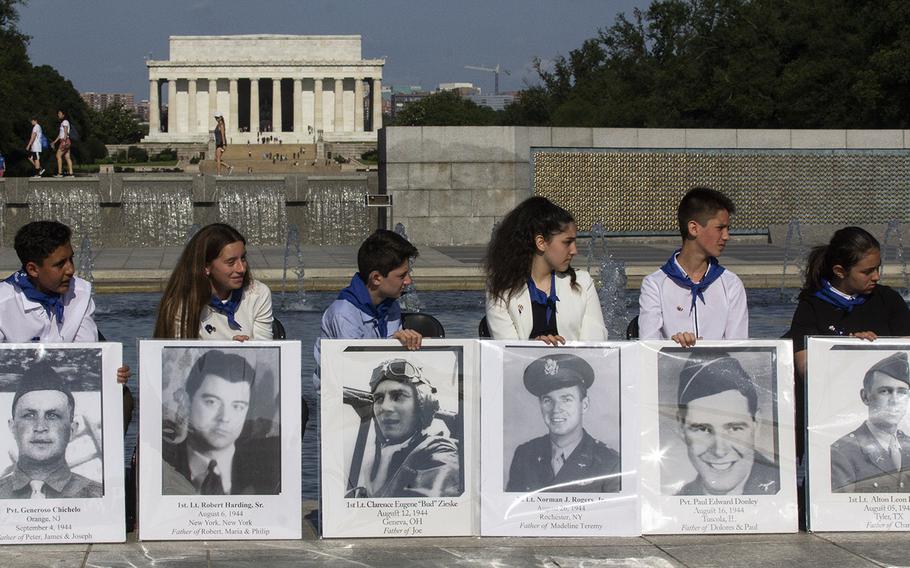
<box><xmin>143</xmin><ymin>35</ymin><xmax>384</xmax><ymax>145</ymax></box>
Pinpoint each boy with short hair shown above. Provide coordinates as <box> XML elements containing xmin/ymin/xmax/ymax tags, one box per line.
<box><xmin>0</xmin><ymin>221</ymin><xmax>97</xmax><ymax>342</ymax></box>
<box><xmin>638</xmin><ymin>187</ymin><xmax>748</xmax><ymax>346</ymax></box>
<box><xmin>313</xmin><ymin>229</ymin><xmax>423</xmax><ymax>392</ymax></box>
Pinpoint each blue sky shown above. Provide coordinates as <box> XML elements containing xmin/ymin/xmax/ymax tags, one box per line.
<box><xmin>18</xmin><ymin>0</ymin><xmax>646</xmax><ymax>99</ymax></box>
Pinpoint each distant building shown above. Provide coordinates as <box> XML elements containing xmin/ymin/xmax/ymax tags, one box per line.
<box><xmin>135</xmin><ymin>100</ymin><xmax>150</xmax><ymax>122</ymax></box>
<box><xmin>81</xmin><ymin>92</ymin><xmax>136</xmax><ymax>112</ymax></box>
<box><xmin>466</xmin><ymin>92</ymin><xmax>517</xmax><ymax>111</ymax></box>
<box><xmin>390</xmin><ymin>92</ymin><xmax>431</xmax><ymax>119</ymax></box>
<box><xmin>144</xmin><ymin>34</ymin><xmax>384</xmax><ymax>144</ymax></box>
<box><xmin>439</xmin><ymin>82</ymin><xmax>479</xmax><ymax>97</ymax></box>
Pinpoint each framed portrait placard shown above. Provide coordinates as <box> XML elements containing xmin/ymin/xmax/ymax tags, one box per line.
<box><xmin>807</xmin><ymin>338</ymin><xmax>910</xmax><ymax>531</ymax></box>
<box><xmin>480</xmin><ymin>341</ymin><xmax>641</xmax><ymax>537</ymax></box>
<box><xmin>639</xmin><ymin>341</ymin><xmax>797</xmax><ymax>534</ymax></box>
<box><xmin>0</xmin><ymin>344</ymin><xmax>124</xmax><ymax>544</ymax></box>
<box><xmin>320</xmin><ymin>339</ymin><xmax>478</xmax><ymax>538</ymax></box>
<box><xmin>138</xmin><ymin>341</ymin><xmax>301</xmax><ymax>540</ymax></box>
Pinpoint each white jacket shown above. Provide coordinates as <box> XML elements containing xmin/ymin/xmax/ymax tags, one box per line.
<box><xmin>638</xmin><ymin>268</ymin><xmax>748</xmax><ymax>340</ymax></box>
<box><xmin>0</xmin><ymin>276</ymin><xmax>98</xmax><ymax>342</ymax></box>
<box><xmin>199</xmin><ymin>279</ymin><xmax>274</xmax><ymax>340</ymax></box>
<box><xmin>486</xmin><ymin>270</ymin><xmax>608</xmax><ymax>340</ymax></box>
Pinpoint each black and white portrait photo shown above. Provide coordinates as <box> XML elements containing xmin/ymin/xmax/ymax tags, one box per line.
<box><xmin>658</xmin><ymin>347</ymin><xmax>780</xmax><ymax>497</ymax></box>
<box><xmin>806</xmin><ymin>339</ymin><xmax>910</xmax><ymax>531</ymax></box>
<box><xmin>139</xmin><ymin>340</ymin><xmax>301</xmax><ymax>541</ymax></box>
<box><xmin>320</xmin><ymin>339</ymin><xmax>477</xmax><ymax>538</ymax></box>
<box><xmin>829</xmin><ymin>351</ymin><xmax>910</xmax><ymax>493</ymax></box>
<box><xmin>503</xmin><ymin>350</ymin><xmax>621</xmax><ymax>494</ymax></box>
<box><xmin>160</xmin><ymin>346</ymin><xmax>281</xmax><ymax>496</ymax></box>
<box><xmin>0</xmin><ymin>348</ymin><xmax>104</xmax><ymax>499</ymax></box>
<box><xmin>342</xmin><ymin>349</ymin><xmax>464</xmax><ymax>499</ymax></box>
<box><xmin>482</xmin><ymin>341</ymin><xmax>640</xmax><ymax>537</ymax></box>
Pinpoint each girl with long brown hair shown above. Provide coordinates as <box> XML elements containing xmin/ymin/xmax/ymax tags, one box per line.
<box><xmin>154</xmin><ymin>223</ymin><xmax>272</xmax><ymax>339</ymax></box>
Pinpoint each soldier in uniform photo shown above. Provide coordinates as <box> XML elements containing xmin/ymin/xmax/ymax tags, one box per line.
<box><xmin>0</xmin><ymin>360</ymin><xmax>102</xmax><ymax>499</ymax></box>
<box><xmin>346</xmin><ymin>359</ymin><xmax>460</xmax><ymax>498</ymax></box>
<box><xmin>162</xmin><ymin>350</ymin><xmax>280</xmax><ymax>495</ymax></box>
<box><xmin>507</xmin><ymin>353</ymin><xmax>621</xmax><ymax>493</ymax></box>
<box><xmin>831</xmin><ymin>351</ymin><xmax>910</xmax><ymax>493</ymax></box>
<box><xmin>675</xmin><ymin>353</ymin><xmax>779</xmax><ymax>496</ymax></box>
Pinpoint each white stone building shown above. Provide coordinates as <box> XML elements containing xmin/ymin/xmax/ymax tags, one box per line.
<box><xmin>143</xmin><ymin>35</ymin><xmax>384</xmax><ymax>144</ymax></box>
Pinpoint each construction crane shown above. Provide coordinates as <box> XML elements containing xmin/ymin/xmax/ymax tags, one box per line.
<box><xmin>464</xmin><ymin>64</ymin><xmax>510</xmax><ymax>95</ymax></box>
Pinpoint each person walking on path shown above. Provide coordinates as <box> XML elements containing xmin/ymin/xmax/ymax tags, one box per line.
<box><xmin>213</xmin><ymin>113</ymin><xmax>233</xmax><ymax>176</ymax></box>
<box><xmin>25</xmin><ymin>117</ymin><xmax>44</xmax><ymax>177</ymax></box>
<box><xmin>52</xmin><ymin>110</ymin><xmax>73</xmax><ymax>177</ymax></box>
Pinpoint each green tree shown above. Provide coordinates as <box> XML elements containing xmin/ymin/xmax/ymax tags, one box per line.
<box><xmin>0</xmin><ymin>0</ymin><xmax>104</xmax><ymax>175</ymax></box>
<box><xmin>88</xmin><ymin>102</ymin><xmax>145</xmax><ymax>144</ymax></box>
<box><xmin>391</xmin><ymin>91</ymin><xmax>499</xmax><ymax>126</ymax></box>
<box><xmin>507</xmin><ymin>0</ymin><xmax>910</xmax><ymax>129</ymax></box>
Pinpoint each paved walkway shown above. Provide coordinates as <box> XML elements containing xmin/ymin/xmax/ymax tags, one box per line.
<box><xmin>0</xmin><ymin>501</ymin><xmax>907</xmax><ymax>567</ymax></box>
<box><xmin>1</xmin><ymin>238</ymin><xmax>892</xmax><ymax>292</ymax></box>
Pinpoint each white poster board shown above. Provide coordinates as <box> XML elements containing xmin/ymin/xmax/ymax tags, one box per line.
<box><xmin>639</xmin><ymin>341</ymin><xmax>797</xmax><ymax>534</ymax></box>
<box><xmin>138</xmin><ymin>341</ymin><xmax>301</xmax><ymax>540</ymax></box>
<box><xmin>320</xmin><ymin>339</ymin><xmax>478</xmax><ymax>538</ymax></box>
<box><xmin>808</xmin><ymin>337</ymin><xmax>910</xmax><ymax>531</ymax></box>
<box><xmin>0</xmin><ymin>344</ymin><xmax>124</xmax><ymax>544</ymax></box>
<box><xmin>480</xmin><ymin>341</ymin><xmax>640</xmax><ymax>537</ymax></box>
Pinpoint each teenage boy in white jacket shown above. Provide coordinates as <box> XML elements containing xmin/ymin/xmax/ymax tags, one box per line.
<box><xmin>638</xmin><ymin>187</ymin><xmax>748</xmax><ymax>346</ymax></box>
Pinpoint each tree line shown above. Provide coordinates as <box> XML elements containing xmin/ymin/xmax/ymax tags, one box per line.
<box><xmin>395</xmin><ymin>0</ymin><xmax>910</xmax><ymax>128</ymax></box>
<box><xmin>0</xmin><ymin>0</ymin><xmax>143</xmax><ymax>176</ymax></box>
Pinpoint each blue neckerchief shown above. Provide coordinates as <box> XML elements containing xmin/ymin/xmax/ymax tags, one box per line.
<box><xmin>660</xmin><ymin>250</ymin><xmax>726</xmax><ymax>310</ymax></box>
<box><xmin>527</xmin><ymin>271</ymin><xmax>559</xmax><ymax>323</ymax></box>
<box><xmin>5</xmin><ymin>271</ymin><xmax>65</xmax><ymax>322</ymax></box>
<box><xmin>814</xmin><ymin>279</ymin><xmax>868</xmax><ymax>312</ymax></box>
<box><xmin>208</xmin><ymin>288</ymin><xmax>244</xmax><ymax>330</ymax></box>
<box><xmin>338</xmin><ymin>273</ymin><xmax>396</xmax><ymax>337</ymax></box>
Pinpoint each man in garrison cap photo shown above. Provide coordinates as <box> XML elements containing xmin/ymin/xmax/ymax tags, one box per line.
<box><xmin>346</xmin><ymin>358</ymin><xmax>461</xmax><ymax>498</ymax></box>
<box><xmin>162</xmin><ymin>349</ymin><xmax>280</xmax><ymax>495</ymax></box>
<box><xmin>675</xmin><ymin>353</ymin><xmax>779</xmax><ymax>496</ymax></box>
<box><xmin>831</xmin><ymin>351</ymin><xmax>910</xmax><ymax>493</ymax></box>
<box><xmin>506</xmin><ymin>353</ymin><xmax>621</xmax><ymax>493</ymax></box>
<box><xmin>0</xmin><ymin>360</ymin><xmax>102</xmax><ymax>499</ymax></box>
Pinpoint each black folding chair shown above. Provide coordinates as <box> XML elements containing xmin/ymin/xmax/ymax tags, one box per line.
<box><xmin>401</xmin><ymin>312</ymin><xmax>445</xmax><ymax>338</ymax></box>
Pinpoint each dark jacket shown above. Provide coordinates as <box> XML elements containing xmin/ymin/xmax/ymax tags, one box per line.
<box><xmin>507</xmin><ymin>430</ymin><xmax>621</xmax><ymax>493</ymax></box>
<box><xmin>831</xmin><ymin>422</ymin><xmax>910</xmax><ymax>493</ymax></box>
<box><xmin>162</xmin><ymin>436</ymin><xmax>281</xmax><ymax>495</ymax></box>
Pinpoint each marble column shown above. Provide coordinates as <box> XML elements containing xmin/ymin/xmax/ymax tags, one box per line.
<box><xmin>250</xmin><ymin>78</ymin><xmax>260</xmax><ymax>134</ymax></box>
<box><xmin>372</xmin><ymin>78</ymin><xmax>383</xmax><ymax>131</ymax></box>
<box><xmin>148</xmin><ymin>79</ymin><xmax>160</xmax><ymax>135</ymax></box>
<box><xmin>167</xmin><ymin>79</ymin><xmax>177</xmax><ymax>134</ymax></box>
<box><xmin>293</xmin><ymin>78</ymin><xmax>303</xmax><ymax>133</ymax></box>
<box><xmin>208</xmin><ymin>78</ymin><xmax>217</xmax><ymax>125</ymax></box>
<box><xmin>334</xmin><ymin>78</ymin><xmax>344</xmax><ymax>132</ymax></box>
<box><xmin>272</xmin><ymin>78</ymin><xmax>282</xmax><ymax>132</ymax></box>
<box><xmin>187</xmin><ymin>78</ymin><xmax>197</xmax><ymax>133</ymax></box>
<box><xmin>354</xmin><ymin>78</ymin><xmax>364</xmax><ymax>132</ymax></box>
<box><xmin>229</xmin><ymin>78</ymin><xmax>239</xmax><ymax>134</ymax></box>
<box><xmin>314</xmin><ymin>78</ymin><xmax>323</xmax><ymax>135</ymax></box>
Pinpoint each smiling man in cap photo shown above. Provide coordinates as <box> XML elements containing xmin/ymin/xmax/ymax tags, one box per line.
<box><xmin>675</xmin><ymin>352</ymin><xmax>779</xmax><ymax>496</ymax></box>
<box><xmin>506</xmin><ymin>353</ymin><xmax>621</xmax><ymax>493</ymax></box>
<box><xmin>831</xmin><ymin>351</ymin><xmax>910</xmax><ymax>493</ymax></box>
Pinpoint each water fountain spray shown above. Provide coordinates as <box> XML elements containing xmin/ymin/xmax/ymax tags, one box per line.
<box><xmin>393</xmin><ymin>223</ymin><xmax>421</xmax><ymax>312</ymax></box>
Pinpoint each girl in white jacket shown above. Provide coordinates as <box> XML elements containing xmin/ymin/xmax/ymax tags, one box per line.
<box><xmin>484</xmin><ymin>197</ymin><xmax>607</xmax><ymax>343</ymax></box>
